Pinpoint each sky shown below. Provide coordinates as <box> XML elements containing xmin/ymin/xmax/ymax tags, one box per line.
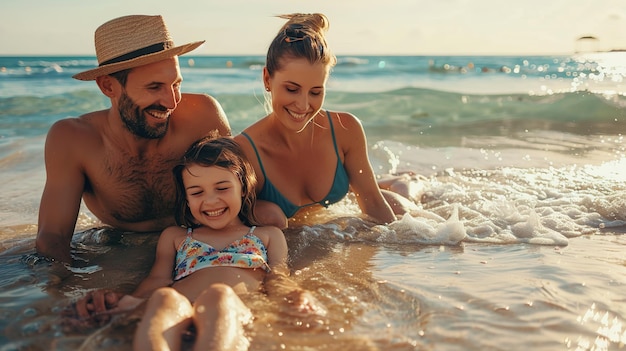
<box><xmin>1</xmin><ymin>0</ymin><xmax>626</xmax><ymax>56</ymax></box>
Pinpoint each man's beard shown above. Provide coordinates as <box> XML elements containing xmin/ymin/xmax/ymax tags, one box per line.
<box><xmin>118</xmin><ymin>91</ymin><xmax>169</xmax><ymax>139</ymax></box>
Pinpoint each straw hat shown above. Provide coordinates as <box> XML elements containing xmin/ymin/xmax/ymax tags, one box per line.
<box><xmin>73</xmin><ymin>15</ymin><xmax>204</xmax><ymax>81</ymax></box>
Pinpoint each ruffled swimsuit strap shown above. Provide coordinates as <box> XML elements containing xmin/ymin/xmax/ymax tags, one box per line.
<box><xmin>177</xmin><ymin>227</ymin><xmax>194</xmax><ymax>251</ymax></box>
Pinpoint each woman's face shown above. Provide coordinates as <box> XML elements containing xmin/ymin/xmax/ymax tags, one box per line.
<box><xmin>264</xmin><ymin>58</ymin><xmax>330</xmax><ymax>130</ymax></box>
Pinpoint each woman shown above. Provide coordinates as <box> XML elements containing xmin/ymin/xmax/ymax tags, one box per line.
<box><xmin>235</xmin><ymin>13</ymin><xmax>418</xmax><ymax>226</ymax></box>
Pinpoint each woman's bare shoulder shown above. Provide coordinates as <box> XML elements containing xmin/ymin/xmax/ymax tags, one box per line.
<box><xmin>238</xmin><ymin>115</ymin><xmax>270</xmax><ymax>135</ymax></box>
<box><xmin>326</xmin><ymin>110</ymin><xmax>363</xmax><ymax>129</ymax></box>
<box><xmin>325</xmin><ymin>110</ymin><xmax>366</xmax><ymax>146</ymax></box>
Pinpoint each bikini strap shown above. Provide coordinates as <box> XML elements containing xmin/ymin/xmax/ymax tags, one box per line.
<box><xmin>325</xmin><ymin>110</ymin><xmax>341</xmax><ymax>158</ymax></box>
<box><xmin>240</xmin><ymin>132</ymin><xmax>268</xmax><ymax>179</ymax></box>
<box><xmin>186</xmin><ymin>227</ymin><xmax>193</xmax><ymax>236</ymax></box>
<box><xmin>247</xmin><ymin>225</ymin><xmax>256</xmax><ymax>234</ymax></box>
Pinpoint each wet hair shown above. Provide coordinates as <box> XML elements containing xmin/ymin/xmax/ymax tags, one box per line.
<box><xmin>265</xmin><ymin>13</ymin><xmax>337</xmax><ymax>77</ymax></box>
<box><xmin>173</xmin><ymin>134</ymin><xmax>259</xmax><ymax>228</ymax></box>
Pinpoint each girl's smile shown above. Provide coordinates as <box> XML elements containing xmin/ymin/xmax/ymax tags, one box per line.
<box><xmin>183</xmin><ymin>164</ymin><xmax>243</xmax><ymax>229</ymax></box>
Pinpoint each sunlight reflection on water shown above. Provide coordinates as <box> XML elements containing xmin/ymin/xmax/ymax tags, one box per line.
<box><xmin>571</xmin><ymin>303</ymin><xmax>626</xmax><ymax>351</ymax></box>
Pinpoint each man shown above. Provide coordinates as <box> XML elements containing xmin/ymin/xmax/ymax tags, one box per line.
<box><xmin>36</xmin><ymin>15</ymin><xmax>231</xmax><ymax>264</ymax></box>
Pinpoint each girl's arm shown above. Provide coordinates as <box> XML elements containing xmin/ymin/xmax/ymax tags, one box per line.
<box><xmin>337</xmin><ymin>112</ymin><xmax>396</xmax><ymax>224</ymax></box>
<box><xmin>100</xmin><ymin>226</ymin><xmax>180</xmax><ymax>314</ymax></box>
<box><xmin>72</xmin><ymin>226</ymin><xmax>180</xmax><ymax>321</ymax></box>
<box><xmin>262</xmin><ymin>227</ymin><xmax>326</xmax><ymax>316</ymax></box>
<box><xmin>129</xmin><ymin>226</ymin><xmax>180</xmax><ymax>299</ymax></box>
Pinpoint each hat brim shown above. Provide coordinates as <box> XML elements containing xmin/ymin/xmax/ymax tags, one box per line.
<box><xmin>72</xmin><ymin>40</ymin><xmax>205</xmax><ymax>81</ymax></box>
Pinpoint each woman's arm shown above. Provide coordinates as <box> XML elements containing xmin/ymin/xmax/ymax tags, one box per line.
<box><xmin>337</xmin><ymin>112</ymin><xmax>396</xmax><ymax>224</ymax></box>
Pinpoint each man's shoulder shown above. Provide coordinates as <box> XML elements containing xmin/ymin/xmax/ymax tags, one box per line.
<box><xmin>47</xmin><ymin>111</ymin><xmax>106</xmax><ymax>142</ymax></box>
<box><xmin>43</xmin><ymin>111</ymin><xmax>108</xmax><ymax>166</ymax></box>
<box><xmin>178</xmin><ymin>92</ymin><xmax>219</xmax><ymax>111</ymax></box>
<box><xmin>174</xmin><ymin>93</ymin><xmax>231</xmax><ymax>135</ymax></box>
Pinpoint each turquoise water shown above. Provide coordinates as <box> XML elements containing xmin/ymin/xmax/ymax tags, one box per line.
<box><xmin>0</xmin><ymin>54</ymin><xmax>625</xmax><ymax>350</ymax></box>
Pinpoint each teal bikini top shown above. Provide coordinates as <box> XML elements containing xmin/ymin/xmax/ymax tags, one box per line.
<box><xmin>241</xmin><ymin>110</ymin><xmax>350</xmax><ymax>218</ymax></box>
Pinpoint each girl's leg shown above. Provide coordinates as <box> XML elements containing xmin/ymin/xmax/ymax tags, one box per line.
<box><xmin>133</xmin><ymin>287</ymin><xmax>193</xmax><ymax>351</ymax></box>
<box><xmin>192</xmin><ymin>283</ymin><xmax>253</xmax><ymax>351</ymax></box>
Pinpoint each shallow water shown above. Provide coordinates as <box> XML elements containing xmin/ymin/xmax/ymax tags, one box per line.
<box><xmin>2</xmin><ymin>227</ymin><xmax>625</xmax><ymax>350</ymax></box>
<box><xmin>1</xmin><ymin>54</ymin><xmax>626</xmax><ymax>350</ymax></box>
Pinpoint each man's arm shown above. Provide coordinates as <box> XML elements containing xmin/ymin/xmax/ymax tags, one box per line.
<box><xmin>36</xmin><ymin>120</ymin><xmax>86</xmax><ymax>264</ymax></box>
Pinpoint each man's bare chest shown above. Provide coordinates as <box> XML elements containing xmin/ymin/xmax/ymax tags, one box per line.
<box><xmin>86</xmin><ymin>151</ymin><xmax>181</xmax><ymax>223</ymax></box>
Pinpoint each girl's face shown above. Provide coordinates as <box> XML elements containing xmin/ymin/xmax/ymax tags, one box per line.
<box><xmin>183</xmin><ymin>164</ymin><xmax>242</xmax><ymax>229</ymax></box>
<box><xmin>264</xmin><ymin>58</ymin><xmax>330</xmax><ymax>130</ymax></box>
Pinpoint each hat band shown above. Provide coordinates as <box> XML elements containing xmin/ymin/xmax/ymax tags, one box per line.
<box><xmin>99</xmin><ymin>42</ymin><xmax>172</xmax><ymax>66</ymax></box>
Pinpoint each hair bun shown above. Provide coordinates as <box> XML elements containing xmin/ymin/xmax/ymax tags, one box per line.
<box><xmin>284</xmin><ymin>24</ymin><xmax>305</xmax><ymax>39</ymax></box>
<box><xmin>279</xmin><ymin>13</ymin><xmax>330</xmax><ymax>34</ymax></box>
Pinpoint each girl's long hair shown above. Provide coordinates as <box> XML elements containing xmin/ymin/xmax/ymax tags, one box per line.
<box><xmin>173</xmin><ymin>135</ymin><xmax>259</xmax><ymax>227</ymax></box>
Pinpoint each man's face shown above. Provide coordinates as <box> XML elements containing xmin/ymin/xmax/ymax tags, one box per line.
<box><xmin>117</xmin><ymin>57</ymin><xmax>183</xmax><ymax>139</ymax></box>
<box><xmin>118</xmin><ymin>89</ymin><xmax>169</xmax><ymax>139</ymax></box>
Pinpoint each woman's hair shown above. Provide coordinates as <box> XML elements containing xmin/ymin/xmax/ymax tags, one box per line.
<box><xmin>265</xmin><ymin>13</ymin><xmax>337</xmax><ymax>77</ymax></box>
<box><xmin>173</xmin><ymin>135</ymin><xmax>259</xmax><ymax>228</ymax></box>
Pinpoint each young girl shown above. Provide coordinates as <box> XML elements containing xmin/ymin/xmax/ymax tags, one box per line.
<box><xmin>77</xmin><ymin>136</ymin><xmax>324</xmax><ymax>351</ymax></box>
<box><xmin>235</xmin><ymin>13</ymin><xmax>423</xmax><ymax>226</ymax></box>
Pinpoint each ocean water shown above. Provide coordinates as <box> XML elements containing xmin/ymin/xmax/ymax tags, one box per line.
<box><xmin>0</xmin><ymin>54</ymin><xmax>625</xmax><ymax>350</ymax></box>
